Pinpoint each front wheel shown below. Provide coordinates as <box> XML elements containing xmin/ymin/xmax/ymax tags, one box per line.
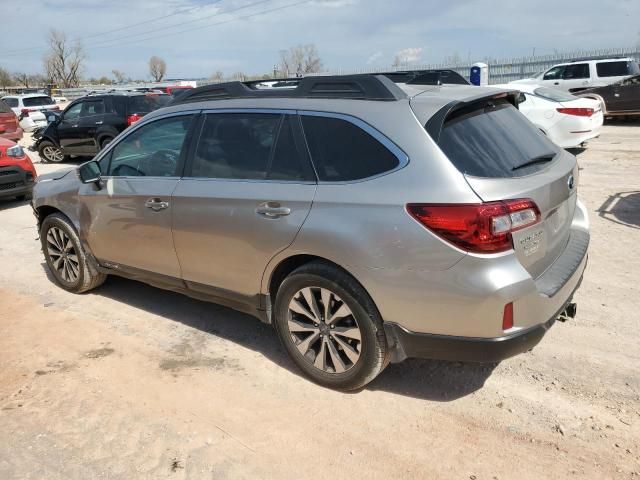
<box><xmin>274</xmin><ymin>262</ymin><xmax>388</xmax><ymax>390</ymax></box>
<box><xmin>38</xmin><ymin>141</ymin><xmax>67</xmax><ymax>163</ymax></box>
<box><xmin>40</xmin><ymin>213</ymin><xmax>107</xmax><ymax>293</ymax></box>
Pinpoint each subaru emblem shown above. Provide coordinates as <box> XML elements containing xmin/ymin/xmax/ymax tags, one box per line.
<box><xmin>567</xmin><ymin>175</ymin><xmax>575</xmax><ymax>190</ymax></box>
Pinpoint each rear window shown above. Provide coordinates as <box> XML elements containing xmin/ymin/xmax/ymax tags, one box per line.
<box><xmin>437</xmin><ymin>100</ymin><xmax>558</xmax><ymax>178</ymax></box>
<box><xmin>0</xmin><ymin>99</ymin><xmax>12</xmax><ymax>113</ymax></box>
<box><xmin>533</xmin><ymin>87</ymin><xmax>577</xmax><ymax>102</ymax></box>
<box><xmin>23</xmin><ymin>96</ymin><xmax>55</xmax><ymax>107</ymax></box>
<box><xmin>596</xmin><ymin>61</ymin><xmax>640</xmax><ymax>77</ymax></box>
<box><xmin>126</xmin><ymin>95</ymin><xmax>161</xmax><ymax>113</ymax></box>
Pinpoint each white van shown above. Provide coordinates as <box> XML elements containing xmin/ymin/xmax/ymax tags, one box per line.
<box><xmin>510</xmin><ymin>57</ymin><xmax>640</xmax><ymax>93</ymax></box>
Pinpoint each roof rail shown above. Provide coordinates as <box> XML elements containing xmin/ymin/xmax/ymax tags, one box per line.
<box><xmin>170</xmin><ymin>74</ymin><xmax>407</xmax><ymax>104</ymax></box>
<box><xmin>570</xmin><ymin>56</ymin><xmax>629</xmax><ymax>62</ymax></box>
<box><xmin>376</xmin><ymin>69</ymin><xmax>470</xmax><ymax>86</ymax></box>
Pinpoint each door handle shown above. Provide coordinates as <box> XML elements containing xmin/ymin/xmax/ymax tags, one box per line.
<box><xmin>145</xmin><ymin>198</ymin><xmax>169</xmax><ymax>211</ymax></box>
<box><xmin>255</xmin><ymin>202</ymin><xmax>291</xmax><ymax>218</ymax></box>
<box><xmin>95</xmin><ymin>121</ymin><xmax>103</xmax><ymax>125</ymax></box>
<box><xmin>554</xmin><ymin>82</ymin><xmax>559</xmax><ymax>85</ymax></box>
<box><xmin>71</xmin><ymin>124</ymin><xmax>79</xmax><ymax>128</ymax></box>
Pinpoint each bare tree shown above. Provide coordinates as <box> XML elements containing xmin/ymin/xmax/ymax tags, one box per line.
<box><xmin>148</xmin><ymin>56</ymin><xmax>167</xmax><ymax>82</ymax></box>
<box><xmin>278</xmin><ymin>44</ymin><xmax>322</xmax><ymax>77</ymax></box>
<box><xmin>13</xmin><ymin>72</ymin><xmax>33</xmax><ymax>88</ymax></box>
<box><xmin>0</xmin><ymin>67</ymin><xmax>13</xmax><ymax>89</ymax></box>
<box><xmin>210</xmin><ymin>70</ymin><xmax>225</xmax><ymax>83</ymax></box>
<box><xmin>231</xmin><ymin>72</ymin><xmax>247</xmax><ymax>82</ymax></box>
<box><xmin>112</xmin><ymin>69</ymin><xmax>126</xmax><ymax>83</ymax></box>
<box><xmin>43</xmin><ymin>29</ymin><xmax>85</xmax><ymax>88</ymax></box>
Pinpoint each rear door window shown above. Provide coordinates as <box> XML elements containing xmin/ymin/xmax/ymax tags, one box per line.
<box><xmin>562</xmin><ymin>63</ymin><xmax>590</xmax><ymax>79</ymax></box>
<box><xmin>437</xmin><ymin>100</ymin><xmax>559</xmax><ymax>178</ymax></box>
<box><xmin>300</xmin><ymin>115</ymin><xmax>400</xmax><ymax>181</ymax></box>
<box><xmin>23</xmin><ymin>96</ymin><xmax>55</xmax><ymax>107</ymax></box>
<box><xmin>596</xmin><ymin>61</ymin><xmax>640</xmax><ymax>77</ymax></box>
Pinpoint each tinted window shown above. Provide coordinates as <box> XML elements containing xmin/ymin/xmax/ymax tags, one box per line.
<box><xmin>543</xmin><ymin>66</ymin><xmax>565</xmax><ymax>80</ymax></box>
<box><xmin>80</xmin><ymin>100</ymin><xmax>105</xmax><ymax>117</ymax></box>
<box><xmin>622</xmin><ymin>75</ymin><xmax>640</xmax><ymax>86</ymax></box>
<box><xmin>437</xmin><ymin>101</ymin><xmax>558</xmax><ymax>178</ymax></box>
<box><xmin>563</xmin><ymin>63</ymin><xmax>589</xmax><ymax>79</ymax></box>
<box><xmin>268</xmin><ymin>116</ymin><xmax>315</xmax><ymax>181</ymax></box>
<box><xmin>107</xmin><ymin>115</ymin><xmax>193</xmax><ymax>177</ymax></box>
<box><xmin>63</xmin><ymin>103</ymin><xmax>83</xmax><ymax>122</ymax></box>
<box><xmin>533</xmin><ymin>87</ymin><xmax>577</xmax><ymax>102</ymax></box>
<box><xmin>23</xmin><ymin>96</ymin><xmax>55</xmax><ymax>107</ymax></box>
<box><xmin>301</xmin><ymin>115</ymin><xmax>400</xmax><ymax>181</ymax></box>
<box><xmin>0</xmin><ymin>99</ymin><xmax>12</xmax><ymax>113</ymax></box>
<box><xmin>596</xmin><ymin>61</ymin><xmax>640</xmax><ymax>77</ymax></box>
<box><xmin>127</xmin><ymin>95</ymin><xmax>161</xmax><ymax>114</ymax></box>
<box><xmin>191</xmin><ymin>113</ymin><xmax>280</xmax><ymax>180</ymax></box>
<box><xmin>3</xmin><ymin>98</ymin><xmax>18</xmax><ymax>108</ymax></box>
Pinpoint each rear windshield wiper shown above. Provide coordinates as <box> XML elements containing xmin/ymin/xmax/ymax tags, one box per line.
<box><xmin>512</xmin><ymin>154</ymin><xmax>556</xmax><ymax>171</ymax></box>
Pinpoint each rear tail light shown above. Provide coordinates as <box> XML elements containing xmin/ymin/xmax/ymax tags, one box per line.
<box><xmin>502</xmin><ymin>302</ymin><xmax>514</xmax><ymax>330</ymax></box>
<box><xmin>127</xmin><ymin>113</ymin><xmax>143</xmax><ymax>126</ymax></box>
<box><xmin>556</xmin><ymin>107</ymin><xmax>594</xmax><ymax>117</ymax></box>
<box><xmin>406</xmin><ymin>199</ymin><xmax>541</xmax><ymax>253</ymax></box>
<box><xmin>20</xmin><ymin>108</ymin><xmax>33</xmax><ymax>117</ymax></box>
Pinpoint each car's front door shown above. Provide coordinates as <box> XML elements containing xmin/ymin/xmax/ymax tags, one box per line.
<box><xmin>561</xmin><ymin>63</ymin><xmax>592</xmax><ymax>93</ymax></box>
<box><xmin>76</xmin><ymin>98</ymin><xmax>107</xmax><ymax>154</ymax></box>
<box><xmin>608</xmin><ymin>76</ymin><xmax>640</xmax><ymax>112</ymax></box>
<box><xmin>540</xmin><ymin>66</ymin><xmax>565</xmax><ymax>90</ymax></box>
<box><xmin>171</xmin><ymin>111</ymin><xmax>317</xmax><ymax>304</ymax></box>
<box><xmin>57</xmin><ymin>102</ymin><xmax>85</xmax><ymax>154</ymax></box>
<box><xmin>79</xmin><ymin>113</ymin><xmax>196</xmax><ymax>280</ymax></box>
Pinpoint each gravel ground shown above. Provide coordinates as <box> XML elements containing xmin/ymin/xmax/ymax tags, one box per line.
<box><xmin>0</xmin><ymin>124</ymin><xmax>638</xmax><ymax>479</ymax></box>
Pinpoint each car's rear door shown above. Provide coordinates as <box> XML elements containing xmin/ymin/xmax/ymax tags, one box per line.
<box><xmin>435</xmin><ymin>98</ymin><xmax>579</xmax><ymax>279</ymax></box>
<box><xmin>561</xmin><ymin>63</ymin><xmax>592</xmax><ymax>93</ymax></box>
<box><xmin>80</xmin><ymin>113</ymin><xmax>197</xmax><ymax>279</ymax></box>
<box><xmin>171</xmin><ymin>110</ymin><xmax>317</xmax><ymax>303</ymax></box>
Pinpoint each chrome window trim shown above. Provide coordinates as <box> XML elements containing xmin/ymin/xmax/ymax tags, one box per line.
<box><xmin>297</xmin><ymin>110</ymin><xmax>410</xmax><ymax>184</ymax></box>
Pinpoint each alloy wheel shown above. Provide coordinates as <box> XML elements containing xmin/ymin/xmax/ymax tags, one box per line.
<box><xmin>287</xmin><ymin>287</ymin><xmax>362</xmax><ymax>374</ymax></box>
<box><xmin>46</xmin><ymin>227</ymin><xmax>79</xmax><ymax>283</ymax></box>
<box><xmin>42</xmin><ymin>145</ymin><xmax>64</xmax><ymax>162</ymax></box>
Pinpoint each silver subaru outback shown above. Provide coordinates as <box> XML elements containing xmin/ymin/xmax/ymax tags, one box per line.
<box><xmin>32</xmin><ymin>75</ymin><xmax>589</xmax><ymax>390</ymax></box>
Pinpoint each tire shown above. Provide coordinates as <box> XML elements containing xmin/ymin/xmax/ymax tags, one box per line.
<box><xmin>38</xmin><ymin>140</ymin><xmax>67</xmax><ymax>163</ymax></box>
<box><xmin>274</xmin><ymin>261</ymin><xmax>389</xmax><ymax>390</ymax></box>
<box><xmin>99</xmin><ymin>136</ymin><xmax>114</xmax><ymax>150</ymax></box>
<box><xmin>40</xmin><ymin>213</ymin><xmax>107</xmax><ymax>293</ymax></box>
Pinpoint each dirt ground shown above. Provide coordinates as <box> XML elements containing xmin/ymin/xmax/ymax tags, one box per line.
<box><xmin>0</xmin><ymin>125</ymin><xmax>639</xmax><ymax>480</ymax></box>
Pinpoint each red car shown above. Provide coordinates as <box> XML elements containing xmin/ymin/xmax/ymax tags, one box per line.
<box><xmin>0</xmin><ymin>99</ymin><xmax>23</xmax><ymax>141</ymax></box>
<box><xmin>0</xmin><ymin>138</ymin><xmax>37</xmax><ymax>201</ymax></box>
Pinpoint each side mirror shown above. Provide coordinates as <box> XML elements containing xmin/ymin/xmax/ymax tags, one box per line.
<box><xmin>47</xmin><ymin>114</ymin><xmax>57</xmax><ymax>123</ymax></box>
<box><xmin>79</xmin><ymin>160</ymin><xmax>101</xmax><ymax>184</ymax></box>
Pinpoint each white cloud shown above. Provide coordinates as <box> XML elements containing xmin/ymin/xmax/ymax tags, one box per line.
<box><xmin>393</xmin><ymin>47</ymin><xmax>423</xmax><ymax>65</ymax></box>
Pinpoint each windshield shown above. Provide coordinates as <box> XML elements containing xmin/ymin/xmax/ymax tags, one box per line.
<box><xmin>23</xmin><ymin>96</ymin><xmax>55</xmax><ymax>107</ymax></box>
<box><xmin>437</xmin><ymin>100</ymin><xmax>558</xmax><ymax>178</ymax></box>
<box><xmin>533</xmin><ymin>87</ymin><xmax>577</xmax><ymax>102</ymax></box>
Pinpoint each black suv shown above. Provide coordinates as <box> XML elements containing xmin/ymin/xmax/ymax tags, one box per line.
<box><xmin>33</xmin><ymin>92</ymin><xmax>168</xmax><ymax>163</ymax></box>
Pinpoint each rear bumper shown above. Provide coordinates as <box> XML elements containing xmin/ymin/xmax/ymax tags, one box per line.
<box><xmin>384</xmin><ymin>271</ymin><xmax>583</xmax><ymax>363</ymax></box>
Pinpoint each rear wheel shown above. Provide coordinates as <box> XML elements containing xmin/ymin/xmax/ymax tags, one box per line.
<box><xmin>38</xmin><ymin>141</ymin><xmax>67</xmax><ymax>163</ymax></box>
<box><xmin>274</xmin><ymin>262</ymin><xmax>388</xmax><ymax>390</ymax></box>
<box><xmin>40</xmin><ymin>213</ymin><xmax>107</xmax><ymax>293</ymax></box>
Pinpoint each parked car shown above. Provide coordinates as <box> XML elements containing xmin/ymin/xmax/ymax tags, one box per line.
<box><xmin>575</xmin><ymin>74</ymin><xmax>640</xmax><ymax>117</ymax></box>
<box><xmin>510</xmin><ymin>57</ymin><xmax>640</xmax><ymax>93</ymax></box>
<box><xmin>1</xmin><ymin>94</ymin><xmax>60</xmax><ymax>132</ymax></box>
<box><xmin>0</xmin><ymin>139</ymin><xmax>37</xmax><ymax>201</ymax></box>
<box><xmin>492</xmin><ymin>84</ymin><xmax>603</xmax><ymax>148</ymax></box>
<box><xmin>33</xmin><ymin>91</ymin><xmax>168</xmax><ymax>163</ymax></box>
<box><xmin>52</xmin><ymin>96</ymin><xmax>68</xmax><ymax>104</ymax></box>
<box><xmin>156</xmin><ymin>85</ymin><xmax>194</xmax><ymax>98</ymax></box>
<box><xmin>32</xmin><ymin>75</ymin><xmax>588</xmax><ymax>390</ymax></box>
<box><xmin>0</xmin><ymin>99</ymin><xmax>23</xmax><ymax>142</ymax></box>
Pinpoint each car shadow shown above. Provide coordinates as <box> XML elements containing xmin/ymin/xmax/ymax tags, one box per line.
<box><xmin>604</xmin><ymin>116</ymin><xmax>640</xmax><ymax>126</ymax></box>
<box><xmin>0</xmin><ymin>197</ymin><xmax>29</xmax><ymax>212</ymax></box>
<box><xmin>41</xmin><ymin>266</ymin><xmax>495</xmax><ymax>401</ymax></box>
<box><xmin>597</xmin><ymin>190</ymin><xmax>640</xmax><ymax>229</ymax></box>
<box><xmin>566</xmin><ymin>147</ymin><xmax>587</xmax><ymax>156</ymax></box>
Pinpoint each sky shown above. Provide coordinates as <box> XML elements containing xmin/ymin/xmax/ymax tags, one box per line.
<box><xmin>1</xmin><ymin>0</ymin><xmax>639</xmax><ymax>80</ymax></box>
